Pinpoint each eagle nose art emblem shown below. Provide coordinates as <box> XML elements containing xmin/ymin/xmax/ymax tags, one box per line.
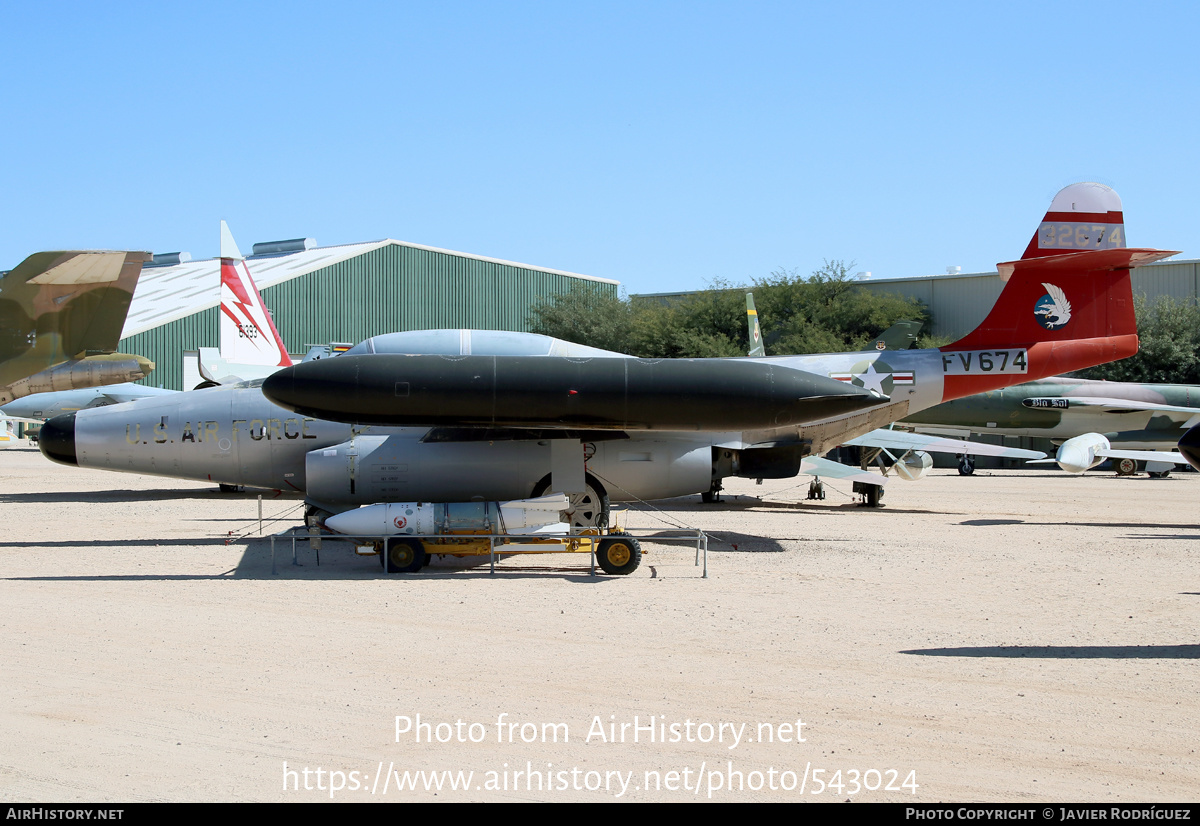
<box><xmin>1034</xmin><ymin>282</ymin><xmax>1072</xmax><ymax>330</ymax></box>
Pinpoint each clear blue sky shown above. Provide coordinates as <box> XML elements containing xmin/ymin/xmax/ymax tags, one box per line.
<box><xmin>2</xmin><ymin>1</ymin><xmax>1197</xmax><ymax>294</ymax></box>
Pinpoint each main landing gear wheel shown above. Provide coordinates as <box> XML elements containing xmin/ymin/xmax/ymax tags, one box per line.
<box><xmin>595</xmin><ymin>535</ymin><xmax>642</xmax><ymax>575</ymax></box>
<box><xmin>305</xmin><ymin>505</ymin><xmax>335</xmax><ymax>529</ymax></box>
<box><xmin>532</xmin><ymin>474</ymin><xmax>611</xmax><ymax>529</ymax></box>
<box><xmin>1115</xmin><ymin>458</ymin><xmax>1138</xmax><ymax>476</ymax></box>
<box><xmin>958</xmin><ymin>455</ymin><xmax>975</xmax><ymax>476</ymax></box>
<box><xmin>853</xmin><ymin>481</ymin><xmax>883</xmax><ymax>508</ymax></box>
<box><xmin>383</xmin><ymin>538</ymin><xmax>427</xmax><ymax>573</ymax></box>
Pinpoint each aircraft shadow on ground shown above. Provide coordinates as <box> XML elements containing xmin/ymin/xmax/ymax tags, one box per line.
<box><xmin>0</xmin><ymin>538</ymin><xmax>208</xmax><ymax>549</ymax></box>
<box><xmin>902</xmin><ymin>645</ymin><xmax>1200</xmax><ymax>659</ymax></box>
<box><xmin>634</xmin><ymin>530</ymin><xmax>788</xmax><ymax>554</ymax></box>
<box><xmin>0</xmin><ymin>488</ymin><xmax>292</xmax><ymax>505</ymax></box>
<box><xmin>960</xmin><ymin>518</ymin><xmax>1200</xmax><ymax>533</ymax></box>
<box><xmin>663</xmin><ymin>497</ymin><xmax>945</xmax><ymax>517</ymax></box>
<box><xmin>225</xmin><ymin>537</ymin><xmax>691</xmax><ymax>581</ymax></box>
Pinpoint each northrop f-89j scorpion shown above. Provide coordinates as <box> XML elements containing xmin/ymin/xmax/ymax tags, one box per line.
<box><xmin>40</xmin><ymin>183</ymin><xmax>1176</xmax><ymax>527</ymax></box>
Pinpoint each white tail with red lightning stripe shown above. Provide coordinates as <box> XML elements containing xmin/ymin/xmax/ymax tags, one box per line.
<box><xmin>219</xmin><ymin>221</ymin><xmax>292</xmax><ymax>369</ymax></box>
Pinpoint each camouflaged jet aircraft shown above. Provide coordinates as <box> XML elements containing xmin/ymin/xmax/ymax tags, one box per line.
<box><xmin>1</xmin><ymin>224</ymin><xmax>284</xmax><ymax>435</ymax></box>
<box><xmin>0</xmin><ymin>250</ymin><xmax>153</xmax><ymax>405</ymax></box>
<box><xmin>39</xmin><ymin>182</ymin><xmax>1179</xmax><ymax>524</ymax></box>
<box><xmin>902</xmin><ymin>376</ymin><xmax>1200</xmax><ymax>476</ymax></box>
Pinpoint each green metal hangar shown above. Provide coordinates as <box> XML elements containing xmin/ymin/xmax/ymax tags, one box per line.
<box><xmin>853</xmin><ymin>257</ymin><xmax>1200</xmax><ymax>339</ymax></box>
<box><xmin>118</xmin><ymin>236</ymin><xmax>618</xmax><ymax>390</ymax></box>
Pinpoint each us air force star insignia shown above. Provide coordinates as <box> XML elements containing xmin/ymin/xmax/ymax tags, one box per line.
<box><xmin>1034</xmin><ymin>282</ymin><xmax>1072</xmax><ymax>330</ymax></box>
<box><xmin>829</xmin><ymin>358</ymin><xmax>915</xmax><ymax>396</ymax></box>
<box><xmin>856</xmin><ymin>362</ymin><xmax>888</xmax><ymax>394</ymax></box>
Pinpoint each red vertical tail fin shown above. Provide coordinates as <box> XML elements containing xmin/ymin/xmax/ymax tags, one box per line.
<box><xmin>939</xmin><ymin>183</ymin><xmax>1176</xmax><ymax>400</ymax></box>
<box><xmin>1020</xmin><ymin>181</ymin><xmax>1127</xmax><ymax>260</ymax></box>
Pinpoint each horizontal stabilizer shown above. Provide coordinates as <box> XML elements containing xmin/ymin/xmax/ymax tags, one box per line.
<box><xmin>998</xmin><ymin>247</ymin><xmax>1179</xmax><ymax>282</ymax></box>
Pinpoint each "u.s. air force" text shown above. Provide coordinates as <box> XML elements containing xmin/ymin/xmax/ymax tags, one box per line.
<box><xmin>126</xmin><ymin>417</ymin><xmax>319</xmax><ymax>444</ymax></box>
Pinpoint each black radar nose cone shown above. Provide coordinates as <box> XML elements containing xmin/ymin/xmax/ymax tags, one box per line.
<box><xmin>39</xmin><ymin>412</ymin><xmax>78</xmax><ymax>466</ymax></box>
<box><xmin>1178</xmin><ymin>423</ymin><xmax>1200</xmax><ymax>473</ymax></box>
<box><xmin>260</xmin><ymin>368</ymin><xmax>294</xmax><ymax>409</ymax></box>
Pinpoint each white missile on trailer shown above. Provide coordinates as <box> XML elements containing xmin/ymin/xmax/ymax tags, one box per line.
<box><xmin>323</xmin><ymin>495</ymin><xmax>573</xmax><ymax>538</ymax></box>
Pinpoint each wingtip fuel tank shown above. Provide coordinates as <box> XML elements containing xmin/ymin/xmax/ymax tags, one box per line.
<box><xmin>260</xmin><ymin>354</ymin><xmax>890</xmax><ymax>432</ymax></box>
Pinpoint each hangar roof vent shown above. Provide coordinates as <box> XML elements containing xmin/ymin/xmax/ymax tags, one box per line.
<box><xmin>148</xmin><ymin>252</ymin><xmax>193</xmax><ymax>267</ymax></box>
<box><xmin>252</xmin><ymin>238</ymin><xmax>317</xmax><ymax>256</ymax></box>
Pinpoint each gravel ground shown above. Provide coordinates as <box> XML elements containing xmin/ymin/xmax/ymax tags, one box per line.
<box><xmin>1</xmin><ymin>442</ymin><xmax>1196</xmax><ymax>802</ymax></box>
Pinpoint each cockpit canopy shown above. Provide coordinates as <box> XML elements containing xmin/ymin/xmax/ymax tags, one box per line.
<box><xmin>343</xmin><ymin>329</ymin><xmax>628</xmax><ymax>359</ymax></box>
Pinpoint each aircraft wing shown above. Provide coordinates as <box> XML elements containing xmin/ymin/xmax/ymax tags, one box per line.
<box><xmin>1026</xmin><ymin>447</ymin><xmax>1190</xmax><ymax>466</ymax></box>
<box><xmin>1094</xmin><ymin>448</ymin><xmax>1192</xmax><ymax>465</ymax></box>
<box><xmin>843</xmin><ymin>429</ymin><xmax>1046</xmax><ymax>460</ymax></box>
<box><xmin>799</xmin><ymin>456</ymin><xmax>886</xmax><ymax>487</ymax></box>
<box><xmin>1028</xmin><ymin>396</ymin><xmax>1200</xmax><ymax>416</ymax></box>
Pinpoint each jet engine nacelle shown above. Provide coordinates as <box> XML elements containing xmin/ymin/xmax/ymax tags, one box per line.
<box><xmin>1055</xmin><ymin>432</ymin><xmax>1110</xmax><ymax>474</ymax></box>
<box><xmin>892</xmin><ymin>450</ymin><xmax>933</xmax><ymax>481</ymax></box>
<box><xmin>1</xmin><ymin>353</ymin><xmax>153</xmax><ymax>405</ymax></box>
<box><xmin>304</xmin><ymin>433</ymin><xmax>554</xmax><ymax>507</ymax></box>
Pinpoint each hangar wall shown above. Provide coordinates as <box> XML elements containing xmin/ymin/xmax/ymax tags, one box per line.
<box><xmin>120</xmin><ymin>241</ymin><xmax>617</xmax><ymax>390</ymax></box>
<box><xmin>856</xmin><ymin>259</ymin><xmax>1200</xmax><ymax>339</ymax></box>
<box><xmin>636</xmin><ymin>259</ymin><xmax>1200</xmax><ymax>341</ymax></box>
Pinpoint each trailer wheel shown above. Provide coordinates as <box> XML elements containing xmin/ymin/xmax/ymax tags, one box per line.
<box><xmin>596</xmin><ymin>535</ymin><xmax>641</xmax><ymax>575</ymax></box>
<box><xmin>383</xmin><ymin>538</ymin><xmax>426</xmax><ymax>573</ymax></box>
<box><xmin>1115</xmin><ymin>458</ymin><xmax>1138</xmax><ymax>476</ymax></box>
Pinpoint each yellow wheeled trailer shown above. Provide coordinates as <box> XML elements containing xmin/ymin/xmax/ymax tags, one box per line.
<box><xmin>324</xmin><ymin>497</ymin><xmax>643</xmax><ymax>575</ymax></box>
<box><xmin>370</xmin><ymin>529</ymin><xmax>642</xmax><ymax>575</ymax></box>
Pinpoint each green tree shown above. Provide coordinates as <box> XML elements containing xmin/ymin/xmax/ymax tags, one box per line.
<box><xmin>752</xmin><ymin>260</ymin><xmax>933</xmax><ymax>355</ymax></box>
<box><xmin>1076</xmin><ymin>295</ymin><xmax>1200</xmax><ymax>384</ymax></box>
<box><xmin>526</xmin><ymin>284</ymin><xmax>632</xmax><ymax>354</ymax></box>
<box><xmin>528</xmin><ymin>259</ymin><xmax>934</xmax><ymax>357</ymax></box>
